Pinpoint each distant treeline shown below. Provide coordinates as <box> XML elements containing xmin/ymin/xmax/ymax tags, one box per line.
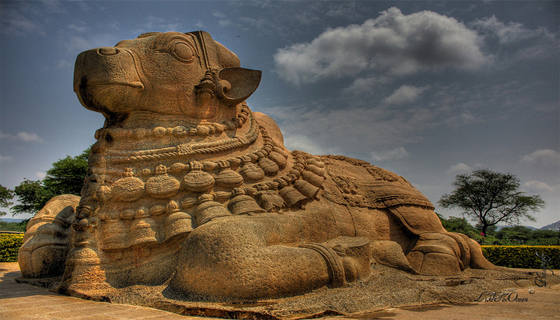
<box><xmin>439</xmin><ymin>215</ymin><xmax>560</xmax><ymax>246</ymax></box>
<box><xmin>0</xmin><ymin>221</ymin><xmax>26</xmax><ymax>233</ymax></box>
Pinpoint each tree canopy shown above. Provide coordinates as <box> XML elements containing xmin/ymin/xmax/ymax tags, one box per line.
<box><xmin>11</xmin><ymin>179</ymin><xmax>48</xmax><ymax>216</ymax></box>
<box><xmin>437</xmin><ymin>214</ymin><xmax>559</xmax><ymax>245</ymax></box>
<box><xmin>438</xmin><ymin>168</ymin><xmax>545</xmax><ymax>236</ymax></box>
<box><xmin>43</xmin><ymin>148</ymin><xmax>89</xmax><ymax>196</ymax></box>
<box><xmin>0</xmin><ymin>184</ymin><xmax>14</xmax><ymax>217</ymax></box>
<box><xmin>8</xmin><ymin>148</ymin><xmax>90</xmax><ymax>217</ymax></box>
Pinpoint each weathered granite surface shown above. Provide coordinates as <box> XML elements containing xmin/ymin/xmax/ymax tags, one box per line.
<box><xmin>18</xmin><ymin>31</ymin><xmax>505</xmax><ymax>308</ymax></box>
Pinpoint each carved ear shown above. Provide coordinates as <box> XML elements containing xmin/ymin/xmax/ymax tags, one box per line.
<box><xmin>217</xmin><ymin>67</ymin><xmax>262</xmax><ymax>106</ymax></box>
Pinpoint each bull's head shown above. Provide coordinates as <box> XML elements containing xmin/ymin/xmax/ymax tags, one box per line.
<box><xmin>73</xmin><ymin>31</ymin><xmax>261</xmax><ymax>125</ymax></box>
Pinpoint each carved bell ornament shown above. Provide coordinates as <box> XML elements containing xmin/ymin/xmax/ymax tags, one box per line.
<box><xmin>182</xmin><ymin>168</ymin><xmax>215</xmax><ymax>193</ymax></box>
<box><xmin>130</xmin><ymin>217</ymin><xmax>158</xmax><ymax>246</ymax></box>
<box><xmin>258</xmin><ymin>191</ymin><xmax>285</xmax><ymax>212</ymax></box>
<box><xmin>258</xmin><ymin>157</ymin><xmax>280</xmax><ymax>176</ymax></box>
<box><xmin>302</xmin><ymin>170</ymin><xmax>325</xmax><ymax>188</ymax></box>
<box><xmin>229</xmin><ymin>194</ymin><xmax>266</xmax><ymax>215</ymax></box>
<box><xmin>279</xmin><ymin>185</ymin><xmax>308</xmax><ymax>209</ymax></box>
<box><xmin>195</xmin><ymin>199</ymin><xmax>231</xmax><ymax>226</ymax></box>
<box><xmin>214</xmin><ymin>168</ymin><xmax>244</xmax><ymax>189</ymax></box>
<box><xmin>141</xmin><ymin>166</ymin><xmax>178</xmax><ymax>200</ymax></box>
<box><xmin>100</xmin><ymin>219</ymin><xmax>129</xmax><ymax>250</ymax></box>
<box><xmin>293</xmin><ymin>180</ymin><xmax>321</xmax><ymax>200</ymax></box>
<box><xmin>240</xmin><ymin>162</ymin><xmax>265</xmax><ymax>182</ymax></box>
<box><xmin>268</xmin><ymin>151</ymin><xmax>288</xmax><ymax>169</ymax></box>
<box><xmin>164</xmin><ymin>212</ymin><xmax>193</xmax><ymax>241</ymax></box>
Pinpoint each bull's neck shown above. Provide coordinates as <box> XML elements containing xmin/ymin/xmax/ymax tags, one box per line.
<box><xmin>89</xmin><ymin>104</ymin><xmax>276</xmax><ymax>175</ymax></box>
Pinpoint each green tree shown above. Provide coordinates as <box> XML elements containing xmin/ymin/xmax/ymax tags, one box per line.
<box><xmin>43</xmin><ymin>148</ymin><xmax>89</xmax><ymax>196</ymax></box>
<box><xmin>495</xmin><ymin>226</ymin><xmax>533</xmax><ymax>245</ymax></box>
<box><xmin>0</xmin><ymin>184</ymin><xmax>14</xmax><ymax>217</ymax></box>
<box><xmin>528</xmin><ymin>229</ymin><xmax>560</xmax><ymax>245</ymax></box>
<box><xmin>11</xmin><ymin>148</ymin><xmax>90</xmax><ymax>216</ymax></box>
<box><xmin>12</xmin><ymin>179</ymin><xmax>49</xmax><ymax>216</ymax></box>
<box><xmin>438</xmin><ymin>168</ymin><xmax>545</xmax><ymax>236</ymax></box>
<box><xmin>440</xmin><ymin>216</ymin><xmax>478</xmax><ymax>235</ymax></box>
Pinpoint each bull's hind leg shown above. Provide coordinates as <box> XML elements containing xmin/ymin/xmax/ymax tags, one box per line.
<box><xmin>405</xmin><ymin>232</ymin><xmax>499</xmax><ymax>275</ymax></box>
<box><xmin>18</xmin><ymin>195</ymin><xmax>80</xmax><ymax>278</ymax></box>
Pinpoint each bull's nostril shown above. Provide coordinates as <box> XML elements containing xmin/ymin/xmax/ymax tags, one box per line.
<box><xmin>97</xmin><ymin>47</ymin><xmax>120</xmax><ymax>56</ymax></box>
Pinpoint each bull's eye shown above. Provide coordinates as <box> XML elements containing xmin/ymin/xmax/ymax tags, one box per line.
<box><xmin>172</xmin><ymin>42</ymin><xmax>195</xmax><ymax>62</ymax></box>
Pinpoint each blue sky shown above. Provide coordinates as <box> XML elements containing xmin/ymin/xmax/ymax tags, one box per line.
<box><xmin>1</xmin><ymin>0</ymin><xmax>558</xmax><ymax>227</ymax></box>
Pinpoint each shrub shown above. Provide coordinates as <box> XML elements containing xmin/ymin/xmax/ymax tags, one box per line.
<box><xmin>0</xmin><ymin>233</ymin><xmax>24</xmax><ymax>262</ymax></box>
<box><xmin>481</xmin><ymin>245</ymin><xmax>560</xmax><ymax>269</ymax></box>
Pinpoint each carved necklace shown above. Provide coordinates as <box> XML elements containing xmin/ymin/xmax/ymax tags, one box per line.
<box><xmin>79</xmin><ymin>107</ymin><xmax>328</xmax><ymax>253</ymax></box>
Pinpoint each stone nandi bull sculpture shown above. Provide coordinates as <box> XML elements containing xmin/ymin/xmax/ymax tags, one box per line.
<box><xmin>19</xmin><ymin>31</ymin><xmax>497</xmax><ymax>300</ymax></box>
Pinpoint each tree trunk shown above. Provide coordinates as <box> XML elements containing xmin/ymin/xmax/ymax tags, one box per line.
<box><xmin>481</xmin><ymin>223</ymin><xmax>488</xmax><ymax>237</ymax></box>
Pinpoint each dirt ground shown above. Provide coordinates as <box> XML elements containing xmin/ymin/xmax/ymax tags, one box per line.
<box><xmin>3</xmin><ymin>262</ymin><xmax>560</xmax><ymax>319</ymax></box>
<box><xmin>15</xmin><ymin>262</ymin><xmax>558</xmax><ymax>319</ymax></box>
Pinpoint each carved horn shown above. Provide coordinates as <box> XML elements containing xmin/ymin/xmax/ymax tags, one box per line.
<box><xmin>190</xmin><ymin>30</ymin><xmax>262</xmax><ymax>107</ymax></box>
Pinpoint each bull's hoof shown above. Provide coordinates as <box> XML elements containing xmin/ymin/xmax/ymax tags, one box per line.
<box><xmin>18</xmin><ymin>194</ymin><xmax>79</xmax><ymax>278</ymax></box>
<box><xmin>406</xmin><ymin>233</ymin><xmax>463</xmax><ymax>276</ymax></box>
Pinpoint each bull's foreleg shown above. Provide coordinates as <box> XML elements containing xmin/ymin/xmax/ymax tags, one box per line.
<box><xmin>18</xmin><ymin>195</ymin><xmax>80</xmax><ymax>279</ymax></box>
<box><xmin>171</xmin><ymin>215</ymin><xmax>372</xmax><ymax>299</ymax></box>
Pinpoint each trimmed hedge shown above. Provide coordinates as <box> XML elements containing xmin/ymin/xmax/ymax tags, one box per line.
<box><xmin>481</xmin><ymin>245</ymin><xmax>560</xmax><ymax>269</ymax></box>
<box><xmin>1</xmin><ymin>235</ymin><xmax>558</xmax><ymax>269</ymax></box>
<box><xmin>0</xmin><ymin>233</ymin><xmax>24</xmax><ymax>262</ymax></box>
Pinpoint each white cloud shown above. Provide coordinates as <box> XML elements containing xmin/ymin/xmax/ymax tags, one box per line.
<box><xmin>63</xmin><ymin>33</ymin><xmax>122</xmax><ymax>54</ymax></box>
<box><xmin>214</xmin><ymin>12</ymin><xmax>231</xmax><ymax>27</ymax></box>
<box><xmin>370</xmin><ymin>147</ymin><xmax>409</xmax><ymax>161</ymax></box>
<box><xmin>470</xmin><ymin>15</ymin><xmax>553</xmax><ymax>44</ymax></box>
<box><xmin>35</xmin><ymin>171</ymin><xmax>47</xmax><ymax>180</ymax></box>
<box><xmin>1</xmin><ymin>7</ymin><xmax>46</xmax><ymax>36</ymax></box>
<box><xmin>382</xmin><ymin>85</ymin><xmax>429</xmax><ymax>106</ymax></box>
<box><xmin>262</xmin><ymin>102</ymin><xmax>433</xmax><ymax>157</ymax></box>
<box><xmin>68</xmin><ymin>22</ymin><xmax>89</xmax><ymax>33</ymax></box>
<box><xmin>0</xmin><ymin>155</ymin><xmax>14</xmax><ymax>163</ymax></box>
<box><xmin>325</xmin><ymin>3</ymin><xmax>362</xmax><ymax>20</ymax></box>
<box><xmin>470</xmin><ymin>15</ymin><xmax>558</xmax><ymax>62</ymax></box>
<box><xmin>55</xmin><ymin>59</ymin><xmax>73</xmax><ymax>69</ymax></box>
<box><xmin>0</xmin><ymin>131</ymin><xmax>43</xmax><ymax>143</ymax></box>
<box><xmin>524</xmin><ymin>180</ymin><xmax>559</xmax><ymax>194</ymax></box>
<box><xmin>448</xmin><ymin>163</ymin><xmax>472</xmax><ymax>174</ymax></box>
<box><xmin>343</xmin><ymin>76</ymin><xmax>390</xmax><ymax>95</ymax></box>
<box><xmin>219</xmin><ymin>20</ymin><xmax>232</xmax><ymax>27</ymax></box>
<box><xmin>274</xmin><ymin>7</ymin><xmax>487</xmax><ymax>85</ymax></box>
<box><xmin>142</xmin><ymin>15</ymin><xmax>182</xmax><ymax>33</ymax></box>
<box><xmin>521</xmin><ymin>149</ymin><xmax>560</xmax><ymax>166</ymax></box>
<box><xmin>16</xmin><ymin>132</ymin><xmax>43</xmax><ymax>142</ymax></box>
<box><xmin>283</xmin><ymin>134</ymin><xmax>333</xmax><ymax>155</ymax></box>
